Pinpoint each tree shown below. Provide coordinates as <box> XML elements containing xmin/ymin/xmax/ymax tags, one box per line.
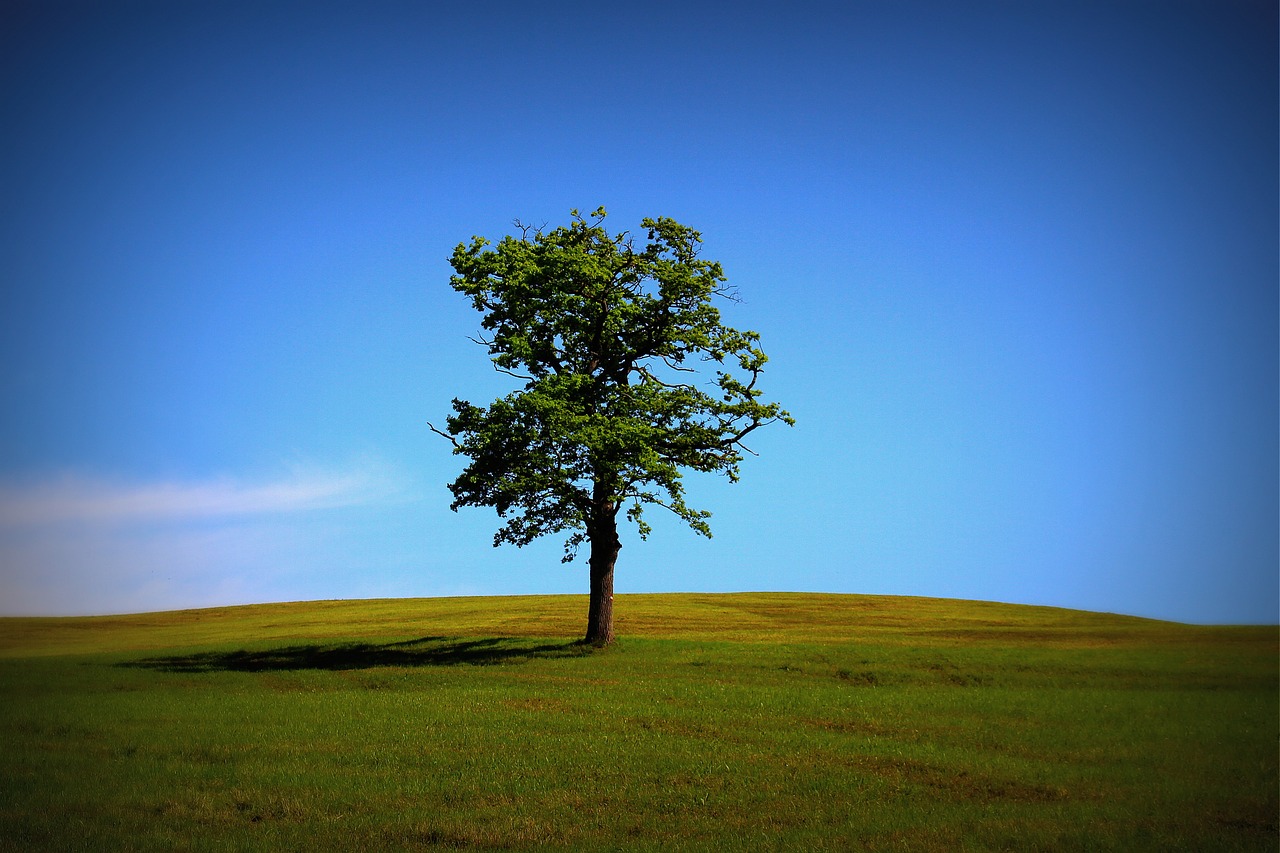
<box><xmin>430</xmin><ymin>208</ymin><xmax>793</xmax><ymax>645</ymax></box>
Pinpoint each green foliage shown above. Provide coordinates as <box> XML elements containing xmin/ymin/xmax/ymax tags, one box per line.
<box><xmin>435</xmin><ymin>207</ymin><xmax>793</xmax><ymax>560</ymax></box>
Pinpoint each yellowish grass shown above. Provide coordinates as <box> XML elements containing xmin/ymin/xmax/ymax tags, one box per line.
<box><xmin>2</xmin><ymin>591</ymin><xmax>1252</xmax><ymax>657</ymax></box>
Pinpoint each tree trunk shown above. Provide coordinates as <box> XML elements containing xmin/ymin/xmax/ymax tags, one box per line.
<box><xmin>583</xmin><ymin>515</ymin><xmax>620</xmax><ymax>646</ymax></box>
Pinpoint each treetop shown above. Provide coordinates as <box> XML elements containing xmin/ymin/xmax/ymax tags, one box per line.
<box><xmin>434</xmin><ymin>208</ymin><xmax>793</xmax><ymax>561</ymax></box>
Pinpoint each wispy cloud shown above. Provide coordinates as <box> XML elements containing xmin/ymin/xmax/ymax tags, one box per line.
<box><xmin>0</xmin><ymin>460</ymin><xmax>433</xmax><ymax>615</ymax></box>
<box><xmin>0</xmin><ymin>462</ymin><xmax>408</xmax><ymax>529</ymax></box>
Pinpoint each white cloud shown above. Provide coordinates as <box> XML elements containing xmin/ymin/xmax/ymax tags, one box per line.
<box><xmin>0</xmin><ymin>460</ymin><xmax>434</xmax><ymax>615</ymax></box>
<box><xmin>0</xmin><ymin>462</ymin><xmax>407</xmax><ymax>529</ymax></box>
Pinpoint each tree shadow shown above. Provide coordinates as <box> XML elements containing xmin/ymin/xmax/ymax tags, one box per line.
<box><xmin>122</xmin><ymin>636</ymin><xmax>590</xmax><ymax>674</ymax></box>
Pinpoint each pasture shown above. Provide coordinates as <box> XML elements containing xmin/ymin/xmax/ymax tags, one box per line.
<box><xmin>0</xmin><ymin>593</ymin><xmax>1275</xmax><ymax>850</ymax></box>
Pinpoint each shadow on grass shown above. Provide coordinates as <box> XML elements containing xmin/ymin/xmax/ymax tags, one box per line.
<box><xmin>122</xmin><ymin>636</ymin><xmax>591</xmax><ymax>674</ymax></box>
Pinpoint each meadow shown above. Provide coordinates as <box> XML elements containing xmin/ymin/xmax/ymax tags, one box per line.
<box><xmin>0</xmin><ymin>592</ymin><xmax>1275</xmax><ymax>851</ymax></box>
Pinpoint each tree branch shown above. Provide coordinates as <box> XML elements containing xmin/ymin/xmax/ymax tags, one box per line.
<box><xmin>493</xmin><ymin>363</ymin><xmax>534</xmax><ymax>381</ymax></box>
<box><xmin>635</xmin><ymin>365</ymin><xmax>698</xmax><ymax>391</ymax></box>
<box><xmin>426</xmin><ymin>422</ymin><xmax>460</xmax><ymax>448</ymax></box>
<box><xmin>659</xmin><ymin>355</ymin><xmax>697</xmax><ymax>373</ymax></box>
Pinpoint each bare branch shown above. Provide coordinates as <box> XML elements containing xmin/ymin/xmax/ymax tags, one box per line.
<box><xmin>722</xmin><ymin>414</ymin><xmax>789</xmax><ymax>451</ymax></box>
<box><xmin>426</xmin><ymin>422</ymin><xmax>460</xmax><ymax>448</ymax></box>
<box><xmin>635</xmin><ymin>365</ymin><xmax>699</xmax><ymax>391</ymax></box>
<box><xmin>513</xmin><ymin>219</ymin><xmax>547</xmax><ymax>241</ymax></box>
<box><xmin>493</xmin><ymin>363</ymin><xmax>534</xmax><ymax>381</ymax></box>
<box><xmin>659</xmin><ymin>355</ymin><xmax>697</xmax><ymax>373</ymax></box>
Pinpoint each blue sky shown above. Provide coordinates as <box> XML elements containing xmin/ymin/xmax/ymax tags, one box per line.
<box><xmin>1</xmin><ymin>0</ymin><xmax>1275</xmax><ymax>622</ymax></box>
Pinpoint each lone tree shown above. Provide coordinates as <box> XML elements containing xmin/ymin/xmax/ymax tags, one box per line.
<box><xmin>431</xmin><ymin>208</ymin><xmax>792</xmax><ymax>645</ymax></box>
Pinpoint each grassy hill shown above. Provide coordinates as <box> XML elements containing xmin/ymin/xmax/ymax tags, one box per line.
<box><xmin>1</xmin><ymin>593</ymin><xmax>1275</xmax><ymax>851</ymax></box>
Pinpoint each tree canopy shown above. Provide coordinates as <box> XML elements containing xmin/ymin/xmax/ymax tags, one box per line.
<box><xmin>432</xmin><ymin>207</ymin><xmax>792</xmax><ymax>642</ymax></box>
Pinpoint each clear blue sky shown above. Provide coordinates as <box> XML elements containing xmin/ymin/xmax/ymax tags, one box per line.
<box><xmin>1</xmin><ymin>0</ymin><xmax>1275</xmax><ymax>623</ymax></box>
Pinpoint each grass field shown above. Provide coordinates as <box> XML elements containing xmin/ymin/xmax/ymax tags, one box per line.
<box><xmin>0</xmin><ymin>592</ymin><xmax>1275</xmax><ymax>851</ymax></box>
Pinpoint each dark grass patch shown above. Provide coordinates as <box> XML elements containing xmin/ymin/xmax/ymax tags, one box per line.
<box><xmin>121</xmin><ymin>635</ymin><xmax>589</xmax><ymax>673</ymax></box>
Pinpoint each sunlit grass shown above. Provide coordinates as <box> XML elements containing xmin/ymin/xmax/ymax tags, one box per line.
<box><xmin>1</xmin><ymin>593</ymin><xmax>1275</xmax><ymax>850</ymax></box>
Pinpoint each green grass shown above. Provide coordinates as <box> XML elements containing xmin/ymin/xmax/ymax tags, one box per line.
<box><xmin>0</xmin><ymin>593</ymin><xmax>1275</xmax><ymax>851</ymax></box>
